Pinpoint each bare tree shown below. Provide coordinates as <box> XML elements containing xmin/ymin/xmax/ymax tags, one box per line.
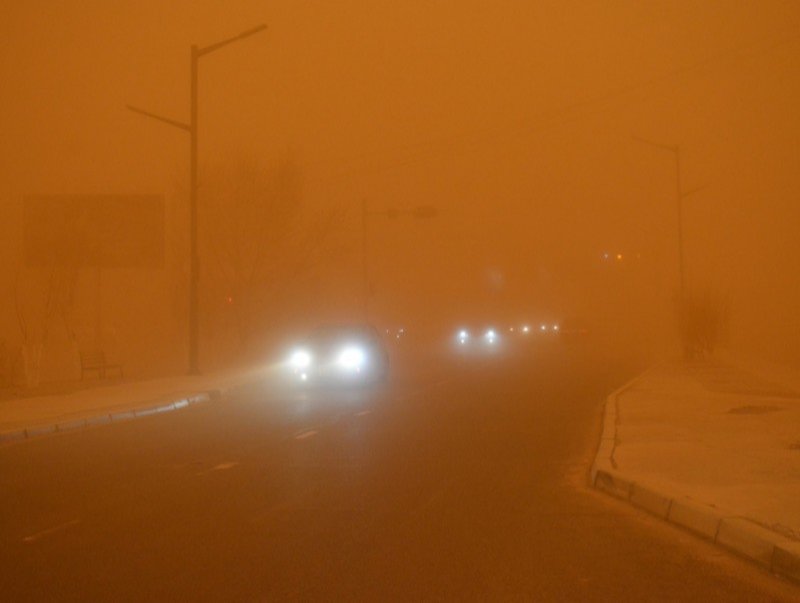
<box><xmin>13</xmin><ymin>262</ymin><xmax>79</xmax><ymax>387</ymax></box>
<box><xmin>677</xmin><ymin>290</ymin><xmax>728</xmax><ymax>361</ymax></box>
<box><xmin>200</xmin><ymin>155</ymin><xmax>342</xmax><ymax>355</ymax></box>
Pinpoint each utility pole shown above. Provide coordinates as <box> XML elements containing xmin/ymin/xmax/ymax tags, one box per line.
<box><xmin>128</xmin><ymin>24</ymin><xmax>266</xmax><ymax>374</ymax></box>
<box><xmin>361</xmin><ymin>198</ymin><xmax>369</xmax><ymax>321</ymax></box>
<box><xmin>189</xmin><ymin>44</ymin><xmax>199</xmax><ymax>375</ymax></box>
<box><xmin>674</xmin><ymin>144</ymin><xmax>685</xmax><ymax>298</ymax></box>
<box><xmin>633</xmin><ymin>136</ymin><xmax>704</xmax><ymax>300</ymax></box>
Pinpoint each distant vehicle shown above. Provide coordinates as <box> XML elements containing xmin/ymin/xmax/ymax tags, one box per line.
<box><xmin>453</xmin><ymin>327</ymin><xmax>503</xmax><ymax>353</ymax></box>
<box><xmin>537</xmin><ymin>323</ymin><xmax>560</xmax><ymax>334</ymax></box>
<box><xmin>284</xmin><ymin>324</ymin><xmax>389</xmax><ymax>386</ymax></box>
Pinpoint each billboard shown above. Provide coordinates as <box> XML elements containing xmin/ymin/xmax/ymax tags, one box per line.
<box><xmin>24</xmin><ymin>194</ymin><xmax>165</xmax><ymax>268</ymax></box>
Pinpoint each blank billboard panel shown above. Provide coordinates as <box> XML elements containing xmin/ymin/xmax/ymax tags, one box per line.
<box><xmin>24</xmin><ymin>194</ymin><xmax>165</xmax><ymax>268</ymax></box>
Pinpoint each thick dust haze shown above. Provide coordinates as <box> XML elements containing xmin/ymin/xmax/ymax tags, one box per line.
<box><xmin>2</xmin><ymin>1</ymin><xmax>798</xmax><ymax>380</ymax></box>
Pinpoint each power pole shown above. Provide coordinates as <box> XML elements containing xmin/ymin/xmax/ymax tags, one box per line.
<box><xmin>189</xmin><ymin>45</ymin><xmax>199</xmax><ymax>374</ymax></box>
<box><xmin>674</xmin><ymin>145</ymin><xmax>685</xmax><ymax>298</ymax></box>
<box><xmin>633</xmin><ymin>136</ymin><xmax>704</xmax><ymax>300</ymax></box>
<box><xmin>361</xmin><ymin>198</ymin><xmax>369</xmax><ymax>322</ymax></box>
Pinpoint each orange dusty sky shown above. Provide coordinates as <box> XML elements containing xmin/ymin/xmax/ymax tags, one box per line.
<box><xmin>2</xmin><ymin>1</ymin><xmax>799</xmax><ymax>362</ymax></box>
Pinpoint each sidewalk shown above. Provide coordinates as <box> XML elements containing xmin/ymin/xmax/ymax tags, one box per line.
<box><xmin>592</xmin><ymin>360</ymin><xmax>800</xmax><ymax>583</ymax></box>
<box><xmin>0</xmin><ymin>365</ymin><xmax>272</xmax><ymax>443</ymax></box>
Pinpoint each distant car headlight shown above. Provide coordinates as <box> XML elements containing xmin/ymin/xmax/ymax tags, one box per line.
<box><xmin>457</xmin><ymin>329</ymin><xmax>469</xmax><ymax>344</ymax></box>
<box><xmin>484</xmin><ymin>329</ymin><xmax>497</xmax><ymax>344</ymax></box>
<box><xmin>337</xmin><ymin>346</ymin><xmax>366</xmax><ymax>370</ymax></box>
<box><xmin>289</xmin><ymin>349</ymin><xmax>312</xmax><ymax>370</ymax></box>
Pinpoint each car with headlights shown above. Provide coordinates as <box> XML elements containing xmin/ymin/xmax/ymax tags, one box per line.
<box><xmin>285</xmin><ymin>324</ymin><xmax>389</xmax><ymax>386</ymax></box>
<box><xmin>452</xmin><ymin>326</ymin><xmax>503</xmax><ymax>353</ymax></box>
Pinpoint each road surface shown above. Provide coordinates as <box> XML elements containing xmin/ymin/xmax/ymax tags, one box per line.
<box><xmin>1</xmin><ymin>342</ymin><xmax>797</xmax><ymax>600</ymax></box>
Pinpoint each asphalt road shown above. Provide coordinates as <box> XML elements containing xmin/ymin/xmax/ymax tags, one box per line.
<box><xmin>1</xmin><ymin>342</ymin><xmax>798</xmax><ymax>601</ymax></box>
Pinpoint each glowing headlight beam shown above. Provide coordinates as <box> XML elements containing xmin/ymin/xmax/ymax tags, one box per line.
<box><xmin>338</xmin><ymin>346</ymin><xmax>366</xmax><ymax>370</ymax></box>
<box><xmin>289</xmin><ymin>349</ymin><xmax>312</xmax><ymax>369</ymax></box>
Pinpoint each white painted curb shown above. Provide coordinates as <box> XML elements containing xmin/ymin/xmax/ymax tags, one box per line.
<box><xmin>0</xmin><ymin>375</ymin><xmax>260</xmax><ymax>445</ymax></box>
<box><xmin>591</xmin><ymin>368</ymin><xmax>800</xmax><ymax>585</ymax></box>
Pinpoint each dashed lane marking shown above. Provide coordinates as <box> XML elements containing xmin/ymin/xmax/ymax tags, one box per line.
<box><xmin>211</xmin><ymin>461</ymin><xmax>239</xmax><ymax>471</ymax></box>
<box><xmin>22</xmin><ymin>519</ymin><xmax>81</xmax><ymax>543</ymax></box>
<box><xmin>195</xmin><ymin>461</ymin><xmax>240</xmax><ymax>476</ymax></box>
<box><xmin>294</xmin><ymin>429</ymin><xmax>318</xmax><ymax>440</ymax></box>
<box><xmin>355</xmin><ymin>410</ymin><xmax>372</xmax><ymax>417</ymax></box>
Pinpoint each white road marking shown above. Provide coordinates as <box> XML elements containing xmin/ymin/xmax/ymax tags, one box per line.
<box><xmin>195</xmin><ymin>461</ymin><xmax>239</xmax><ymax>476</ymax></box>
<box><xmin>294</xmin><ymin>429</ymin><xmax>318</xmax><ymax>440</ymax></box>
<box><xmin>355</xmin><ymin>410</ymin><xmax>372</xmax><ymax>417</ymax></box>
<box><xmin>211</xmin><ymin>462</ymin><xmax>239</xmax><ymax>471</ymax></box>
<box><xmin>23</xmin><ymin>519</ymin><xmax>81</xmax><ymax>543</ymax></box>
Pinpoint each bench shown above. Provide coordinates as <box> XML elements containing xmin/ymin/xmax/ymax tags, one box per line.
<box><xmin>80</xmin><ymin>350</ymin><xmax>123</xmax><ymax>380</ymax></box>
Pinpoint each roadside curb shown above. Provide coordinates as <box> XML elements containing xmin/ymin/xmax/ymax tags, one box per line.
<box><xmin>591</xmin><ymin>368</ymin><xmax>800</xmax><ymax>585</ymax></box>
<box><xmin>0</xmin><ymin>373</ymin><xmax>270</xmax><ymax>444</ymax></box>
<box><xmin>0</xmin><ymin>391</ymin><xmax>212</xmax><ymax>444</ymax></box>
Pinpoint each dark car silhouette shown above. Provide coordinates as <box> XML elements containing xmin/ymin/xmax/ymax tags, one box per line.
<box><xmin>285</xmin><ymin>324</ymin><xmax>389</xmax><ymax>386</ymax></box>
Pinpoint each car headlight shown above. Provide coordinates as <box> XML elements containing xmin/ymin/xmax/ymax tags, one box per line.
<box><xmin>289</xmin><ymin>349</ymin><xmax>312</xmax><ymax>370</ymax></box>
<box><xmin>457</xmin><ymin>329</ymin><xmax>469</xmax><ymax>344</ymax></box>
<box><xmin>337</xmin><ymin>346</ymin><xmax>366</xmax><ymax>370</ymax></box>
<box><xmin>484</xmin><ymin>328</ymin><xmax>498</xmax><ymax>343</ymax></box>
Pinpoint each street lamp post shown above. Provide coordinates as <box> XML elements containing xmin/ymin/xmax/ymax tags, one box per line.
<box><xmin>128</xmin><ymin>24</ymin><xmax>266</xmax><ymax>374</ymax></box>
<box><xmin>633</xmin><ymin>136</ymin><xmax>705</xmax><ymax>300</ymax></box>
<box><xmin>360</xmin><ymin>201</ymin><xmax>438</xmax><ymax>321</ymax></box>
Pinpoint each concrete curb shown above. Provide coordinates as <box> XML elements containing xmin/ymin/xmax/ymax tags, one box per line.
<box><xmin>0</xmin><ymin>370</ymin><xmax>268</xmax><ymax>446</ymax></box>
<box><xmin>591</xmin><ymin>369</ymin><xmax>800</xmax><ymax>585</ymax></box>
<box><xmin>0</xmin><ymin>391</ymin><xmax>213</xmax><ymax>444</ymax></box>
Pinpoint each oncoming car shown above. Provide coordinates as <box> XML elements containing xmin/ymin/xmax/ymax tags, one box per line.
<box><xmin>453</xmin><ymin>327</ymin><xmax>502</xmax><ymax>353</ymax></box>
<box><xmin>285</xmin><ymin>324</ymin><xmax>389</xmax><ymax>386</ymax></box>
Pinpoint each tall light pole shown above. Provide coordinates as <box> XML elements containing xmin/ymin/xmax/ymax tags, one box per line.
<box><xmin>361</xmin><ymin>202</ymin><xmax>438</xmax><ymax>321</ymax></box>
<box><xmin>633</xmin><ymin>136</ymin><xmax>705</xmax><ymax>300</ymax></box>
<box><xmin>128</xmin><ymin>24</ymin><xmax>266</xmax><ymax>374</ymax></box>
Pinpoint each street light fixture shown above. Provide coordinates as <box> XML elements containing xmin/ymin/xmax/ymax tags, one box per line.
<box><xmin>128</xmin><ymin>24</ymin><xmax>267</xmax><ymax>375</ymax></box>
<box><xmin>361</xmin><ymin>201</ymin><xmax>438</xmax><ymax>320</ymax></box>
